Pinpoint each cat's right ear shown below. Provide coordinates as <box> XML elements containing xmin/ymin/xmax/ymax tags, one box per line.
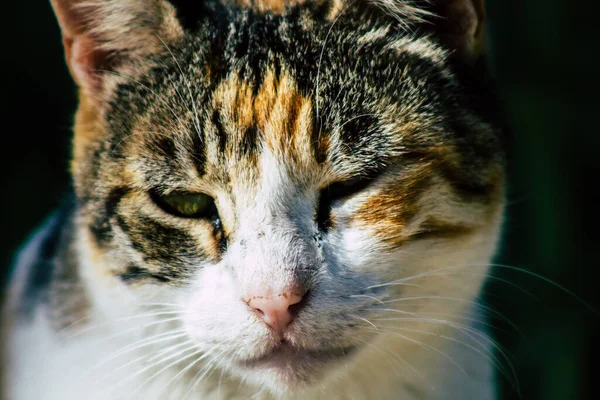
<box><xmin>50</xmin><ymin>0</ymin><xmax>184</xmax><ymax>98</ymax></box>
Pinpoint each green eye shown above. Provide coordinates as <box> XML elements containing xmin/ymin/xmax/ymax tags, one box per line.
<box><xmin>151</xmin><ymin>191</ymin><xmax>218</xmax><ymax>219</ymax></box>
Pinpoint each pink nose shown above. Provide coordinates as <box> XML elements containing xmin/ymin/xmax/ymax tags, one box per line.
<box><xmin>245</xmin><ymin>288</ymin><xmax>305</xmax><ymax>336</ymax></box>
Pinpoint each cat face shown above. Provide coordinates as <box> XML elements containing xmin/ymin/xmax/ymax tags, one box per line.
<box><xmin>52</xmin><ymin>0</ymin><xmax>503</xmax><ymax>394</ymax></box>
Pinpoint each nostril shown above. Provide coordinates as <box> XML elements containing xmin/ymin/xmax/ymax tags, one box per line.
<box><xmin>287</xmin><ymin>290</ymin><xmax>309</xmax><ymax>317</ymax></box>
<box><xmin>254</xmin><ymin>307</ymin><xmax>265</xmax><ymax>317</ymax></box>
<box><xmin>244</xmin><ymin>287</ymin><xmax>307</xmax><ymax>334</ymax></box>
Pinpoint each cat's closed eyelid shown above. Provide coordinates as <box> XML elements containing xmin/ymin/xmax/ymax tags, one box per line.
<box><xmin>321</xmin><ymin>168</ymin><xmax>385</xmax><ymax>200</ymax></box>
<box><xmin>315</xmin><ymin>173</ymin><xmax>382</xmax><ymax>231</ymax></box>
<box><xmin>408</xmin><ymin>219</ymin><xmax>476</xmax><ymax>241</ymax></box>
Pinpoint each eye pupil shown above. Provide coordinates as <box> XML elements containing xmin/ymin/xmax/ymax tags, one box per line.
<box><xmin>151</xmin><ymin>190</ymin><xmax>218</xmax><ymax>219</ymax></box>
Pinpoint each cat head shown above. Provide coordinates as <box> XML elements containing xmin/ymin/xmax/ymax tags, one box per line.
<box><xmin>51</xmin><ymin>0</ymin><xmax>503</xmax><ymax>394</ymax></box>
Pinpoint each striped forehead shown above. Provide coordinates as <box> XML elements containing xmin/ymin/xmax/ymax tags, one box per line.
<box><xmin>205</xmin><ymin>68</ymin><xmax>319</xmax><ymax>176</ymax></box>
<box><xmin>109</xmin><ymin>23</ymin><xmax>467</xmax><ymax>193</ymax></box>
<box><xmin>116</xmin><ymin>68</ymin><xmax>388</xmax><ymax>195</ymax></box>
<box><xmin>120</xmin><ymin>64</ymin><xmax>431</xmax><ymax>193</ymax></box>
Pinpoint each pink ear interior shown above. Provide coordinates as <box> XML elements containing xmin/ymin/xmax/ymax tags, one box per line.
<box><xmin>51</xmin><ymin>0</ymin><xmax>87</xmax><ymax>37</ymax></box>
<box><xmin>64</xmin><ymin>35</ymin><xmax>116</xmax><ymax>94</ymax></box>
<box><xmin>51</xmin><ymin>0</ymin><xmax>110</xmax><ymax>94</ymax></box>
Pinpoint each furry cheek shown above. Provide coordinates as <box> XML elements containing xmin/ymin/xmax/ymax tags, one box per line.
<box><xmin>182</xmin><ymin>264</ymin><xmax>273</xmax><ymax>359</ymax></box>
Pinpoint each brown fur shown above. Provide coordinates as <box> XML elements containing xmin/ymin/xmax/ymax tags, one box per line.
<box><xmin>213</xmin><ymin>68</ymin><xmax>316</xmax><ymax>169</ymax></box>
<box><xmin>231</xmin><ymin>0</ymin><xmax>307</xmax><ymax>14</ymax></box>
<box><xmin>354</xmin><ymin>161</ymin><xmax>504</xmax><ymax>249</ymax></box>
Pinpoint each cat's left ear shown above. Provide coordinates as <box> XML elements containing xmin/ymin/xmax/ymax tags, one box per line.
<box><xmin>50</xmin><ymin>0</ymin><xmax>184</xmax><ymax>97</ymax></box>
<box><xmin>336</xmin><ymin>0</ymin><xmax>486</xmax><ymax>63</ymax></box>
<box><xmin>426</xmin><ymin>0</ymin><xmax>486</xmax><ymax>62</ymax></box>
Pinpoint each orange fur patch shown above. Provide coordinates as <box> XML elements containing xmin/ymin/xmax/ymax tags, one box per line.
<box><xmin>353</xmin><ymin>162</ymin><xmax>505</xmax><ymax>249</ymax></box>
<box><xmin>212</xmin><ymin>68</ymin><xmax>316</xmax><ymax>168</ymax></box>
<box><xmin>232</xmin><ymin>0</ymin><xmax>307</xmax><ymax>14</ymax></box>
<box><xmin>353</xmin><ymin>164</ymin><xmax>432</xmax><ymax>246</ymax></box>
<box><xmin>71</xmin><ymin>94</ymin><xmax>105</xmax><ymax>182</ymax></box>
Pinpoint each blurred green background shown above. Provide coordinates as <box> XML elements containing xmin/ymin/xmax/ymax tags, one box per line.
<box><xmin>1</xmin><ymin>1</ymin><xmax>598</xmax><ymax>399</ymax></box>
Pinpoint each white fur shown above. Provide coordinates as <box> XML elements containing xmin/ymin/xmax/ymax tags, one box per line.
<box><xmin>6</xmin><ymin>157</ymin><xmax>503</xmax><ymax>399</ymax></box>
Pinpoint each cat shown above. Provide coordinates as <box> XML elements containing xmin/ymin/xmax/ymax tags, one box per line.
<box><xmin>2</xmin><ymin>0</ymin><xmax>506</xmax><ymax>399</ymax></box>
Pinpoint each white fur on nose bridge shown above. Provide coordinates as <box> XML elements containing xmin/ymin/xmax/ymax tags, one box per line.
<box><xmin>258</xmin><ymin>149</ymin><xmax>295</xmax><ymax>201</ymax></box>
<box><xmin>228</xmin><ymin>150</ymin><xmax>315</xmax><ymax>297</ymax></box>
<box><xmin>228</xmin><ymin>231</ymin><xmax>300</xmax><ymax>297</ymax></box>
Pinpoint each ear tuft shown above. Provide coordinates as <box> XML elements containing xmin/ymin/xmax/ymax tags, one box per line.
<box><xmin>50</xmin><ymin>0</ymin><xmax>183</xmax><ymax>95</ymax></box>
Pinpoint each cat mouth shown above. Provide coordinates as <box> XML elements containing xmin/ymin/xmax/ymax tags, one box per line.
<box><xmin>238</xmin><ymin>341</ymin><xmax>357</xmax><ymax>380</ymax></box>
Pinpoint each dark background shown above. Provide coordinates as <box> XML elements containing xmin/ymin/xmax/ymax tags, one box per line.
<box><xmin>1</xmin><ymin>1</ymin><xmax>599</xmax><ymax>399</ymax></box>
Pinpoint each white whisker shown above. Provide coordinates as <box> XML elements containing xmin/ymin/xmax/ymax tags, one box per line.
<box><xmin>354</xmin><ymin>336</ymin><xmax>424</xmax><ymax>381</ymax></box>
<box><xmin>91</xmin><ymin>331</ymin><xmax>189</xmax><ymax>378</ymax></box>
<box><xmin>157</xmin><ymin>347</ymin><xmax>216</xmax><ymax>395</ymax></box>
<box><xmin>182</xmin><ymin>349</ymin><xmax>227</xmax><ymax>400</ymax></box>
<box><xmin>366</xmin><ymin>327</ymin><xmax>467</xmax><ymax>376</ymax></box>
<box><xmin>108</xmin><ymin>343</ymin><xmax>201</xmax><ymax>396</ymax></box>
<box><xmin>349</xmin><ymin>294</ymin><xmax>386</xmax><ymax>304</ymax></box>
<box><xmin>373</xmin><ymin>324</ymin><xmax>517</xmax><ymax>389</ymax></box>
<box><xmin>351</xmin><ymin>315</ymin><xmax>379</xmax><ymax>330</ymax></box>
<box><xmin>146</xmin><ymin>339</ymin><xmax>196</xmax><ymax>362</ymax></box>
<box><xmin>68</xmin><ymin>315</ymin><xmax>184</xmax><ymax>344</ymax></box>
<box><xmin>128</xmin><ymin>345</ymin><xmax>203</xmax><ymax>399</ymax></box>
<box><xmin>369</xmin><ymin>313</ymin><xmax>519</xmax><ymax>391</ymax></box>
<box><xmin>380</xmin><ymin>296</ymin><xmax>522</xmax><ymax>334</ymax></box>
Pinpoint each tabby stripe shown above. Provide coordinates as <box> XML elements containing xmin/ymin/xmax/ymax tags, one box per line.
<box><xmin>115</xmin><ymin>213</ymin><xmax>200</xmax><ymax>278</ymax></box>
<box><xmin>211</xmin><ymin>110</ymin><xmax>228</xmax><ymax>154</ymax></box>
<box><xmin>89</xmin><ymin>187</ymin><xmax>129</xmax><ymax>244</ymax></box>
<box><xmin>190</xmin><ymin>126</ymin><xmax>208</xmax><ymax>176</ymax></box>
<box><xmin>118</xmin><ymin>265</ymin><xmax>178</xmax><ymax>283</ymax></box>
